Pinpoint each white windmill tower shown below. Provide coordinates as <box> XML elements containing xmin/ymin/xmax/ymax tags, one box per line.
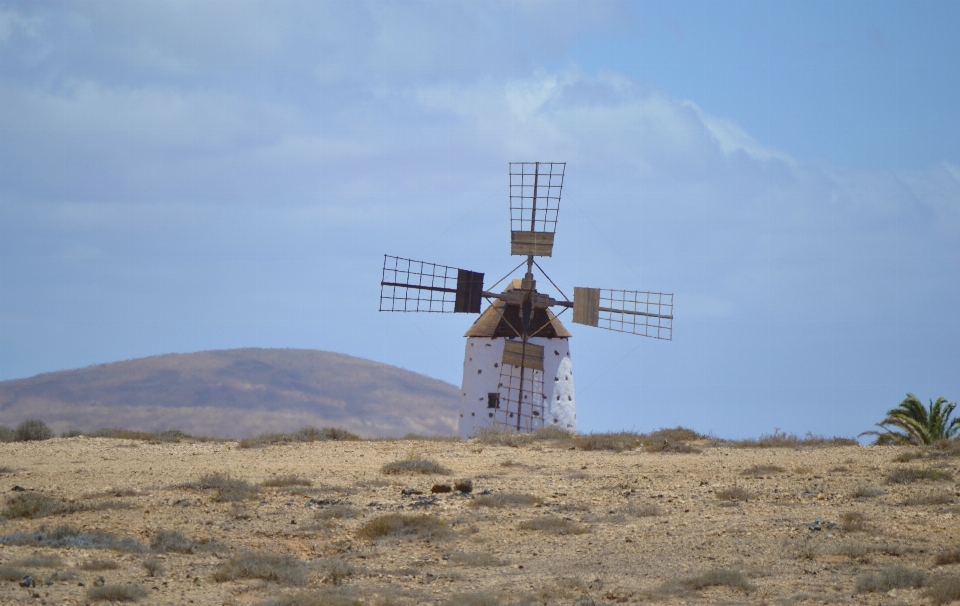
<box><xmin>380</xmin><ymin>162</ymin><xmax>673</xmax><ymax>438</ymax></box>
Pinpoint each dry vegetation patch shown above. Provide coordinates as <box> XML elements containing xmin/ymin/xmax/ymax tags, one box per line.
<box><xmin>658</xmin><ymin>569</ymin><xmax>753</xmax><ymax>595</ymax></box>
<box><xmin>12</xmin><ymin>553</ymin><xmax>63</xmax><ymax>568</ymax></box>
<box><xmin>903</xmin><ymin>492</ymin><xmax>955</xmax><ymax>506</ymax></box>
<box><xmin>927</xmin><ymin>575</ymin><xmax>960</xmax><ymax>605</ymax></box>
<box><xmin>86</xmin><ymin>584</ymin><xmax>149</xmax><ymax>602</ymax></box>
<box><xmin>729</xmin><ymin>430</ymin><xmax>856</xmax><ymax>448</ymax></box>
<box><xmin>741</xmin><ymin>464</ymin><xmax>785</xmax><ymax>477</ymax></box>
<box><xmin>934</xmin><ymin>549</ymin><xmax>960</xmax><ymax>566</ymax></box>
<box><xmin>886</xmin><ymin>467</ymin><xmax>953</xmax><ymax>484</ymax></box>
<box><xmin>0</xmin><ymin>524</ymin><xmax>147</xmax><ymax>552</ymax></box>
<box><xmin>239</xmin><ymin>426</ymin><xmax>359</xmax><ymax>448</ymax></box>
<box><xmin>356</xmin><ymin>514</ymin><xmax>450</xmax><ymax>541</ymax></box>
<box><xmin>380</xmin><ymin>457</ymin><xmax>451</xmax><ymax>475</ymax></box>
<box><xmin>213</xmin><ymin>551</ymin><xmax>308</xmax><ymax>585</ymax></box>
<box><xmin>80</xmin><ymin>558</ymin><xmax>120</xmax><ymax>571</ymax></box>
<box><xmin>855</xmin><ymin>565</ymin><xmax>928</xmax><ymax>593</ymax></box>
<box><xmin>715</xmin><ymin>486</ymin><xmax>751</xmax><ymax>502</ymax></box>
<box><xmin>518</xmin><ymin>515</ymin><xmax>588</xmax><ymax>535</ymax></box>
<box><xmin>470</xmin><ymin>492</ymin><xmax>540</xmax><ymax>508</ymax></box>
<box><xmin>179</xmin><ymin>473</ymin><xmax>260</xmax><ymax>502</ymax></box>
<box><xmin>263</xmin><ymin>475</ymin><xmax>312</xmax><ymax>488</ymax></box>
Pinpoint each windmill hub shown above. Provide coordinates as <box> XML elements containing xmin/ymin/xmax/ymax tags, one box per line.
<box><xmin>380</xmin><ymin>162</ymin><xmax>673</xmax><ymax>437</ymax></box>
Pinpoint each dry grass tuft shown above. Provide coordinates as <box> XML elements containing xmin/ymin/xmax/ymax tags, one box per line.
<box><xmin>850</xmin><ymin>485</ymin><xmax>883</xmax><ymax>499</ymax></box>
<box><xmin>444</xmin><ymin>551</ymin><xmax>508</xmax><ymax>567</ymax></box>
<box><xmin>659</xmin><ymin>569</ymin><xmax>753</xmax><ymax>594</ymax></box>
<box><xmin>13</xmin><ymin>553</ymin><xmax>63</xmax><ymax>568</ymax></box>
<box><xmin>0</xmin><ymin>565</ymin><xmax>27</xmax><ymax>581</ymax></box>
<box><xmin>856</xmin><ymin>566</ymin><xmax>928</xmax><ymax>593</ymax></box>
<box><xmin>741</xmin><ymin>464</ymin><xmax>785</xmax><ymax>477</ymax></box>
<box><xmin>840</xmin><ymin>512</ymin><xmax>869</xmax><ymax>532</ymax></box>
<box><xmin>623</xmin><ymin>502</ymin><xmax>663</xmax><ymax>517</ymax></box>
<box><xmin>239</xmin><ymin>426</ymin><xmax>359</xmax><ymax>448</ymax></box>
<box><xmin>886</xmin><ymin>467</ymin><xmax>953</xmax><ymax>484</ymax></box>
<box><xmin>80</xmin><ymin>558</ymin><xmax>119</xmax><ymax>571</ymax></box>
<box><xmin>926</xmin><ymin>575</ymin><xmax>960</xmax><ymax>605</ymax></box>
<box><xmin>256</xmin><ymin>590</ymin><xmax>365</xmax><ymax>606</ymax></box>
<box><xmin>443</xmin><ymin>594</ymin><xmax>502</xmax><ymax>606</ymax></box>
<box><xmin>574</xmin><ymin>431</ymin><xmax>643</xmax><ymax>452</ymax></box>
<box><xmin>728</xmin><ymin>430</ymin><xmax>856</xmax><ymax>448</ymax></box>
<box><xmin>0</xmin><ymin>525</ymin><xmax>146</xmax><ymax>552</ymax></box>
<box><xmin>2</xmin><ymin>492</ymin><xmax>66</xmax><ymax>519</ymax></box>
<box><xmin>647</xmin><ymin>427</ymin><xmax>705</xmax><ymax>442</ymax></box>
<box><xmin>263</xmin><ymin>475</ymin><xmax>312</xmax><ymax>488</ymax></box>
<box><xmin>518</xmin><ymin>515</ymin><xmax>588</xmax><ymax>535</ymax></box>
<box><xmin>312</xmin><ymin>504</ymin><xmax>357</xmax><ymax>521</ymax></box>
<box><xmin>894</xmin><ymin>450</ymin><xmax>924</xmax><ymax>462</ymax></box>
<box><xmin>470</xmin><ymin>492</ymin><xmax>541</xmax><ymax>508</ymax></box>
<box><xmin>356</xmin><ymin>514</ymin><xmax>450</xmax><ymax>541</ymax></box>
<box><xmin>213</xmin><ymin>551</ymin><xmax>308</xmax><ymax>585</ymax></box>
<box><xmin>380</xmin><ymin>458</ymin><xmax>451</xmax><ymax>475</ymax></box>
<box><xmin>180</xmin><ymin>473</ymin><xmax>260</xmax><ymax>502</ymax></box>
<box><xmin>142</xmin><ymin>557</ymin><xmax>165</xmax><ymax>577</ymax></box>
<box><xmin>903</xmin><ymin>492</ymin><xmax>954</xmax><ymax>506</ymax></box>
<box><xmin>0</xmin><ymin>466</ymin><xmax>13</xmax><ymax>474</ymax></box>
<box><xmin>318</xmin><ymin>557</ymin><xmax>356</xmax><ymax>585</ymax></box>
<box><xmin>150</xmin><ymin>529</ymin><xmax>196</xmax><ymax>553</ymax></box>
<box><xmin>934</xmin><ymin>549</ymin><xmax>960</xmax><ymax>566</ymax></box>
<box><xmin>644</xmin><ymin>440</ymin><xmax>701</xmax><ymax>454</ymax></box>
<box><xmin>86</xmin><ymin>584</ymin><xmax>149</xmax><ymax>602</ymax></box>
<box><xmin>715</xmin><ymin>486</ymin><xmax>751</xmax><ymax>502</ymax></box>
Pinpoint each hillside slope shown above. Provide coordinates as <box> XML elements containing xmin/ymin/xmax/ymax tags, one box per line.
<box><xmin>0</xmin><ymin>348</ymin><xmax>459</xmax><ymax>438</ymax></box>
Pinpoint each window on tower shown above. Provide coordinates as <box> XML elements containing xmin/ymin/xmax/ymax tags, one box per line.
<box><xmin>487</xmin><ymin>393</ymin><xmax>500</xmax><ymax>409</ymax></box>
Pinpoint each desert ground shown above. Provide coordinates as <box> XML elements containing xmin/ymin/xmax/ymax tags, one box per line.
<box><xmin>2</xmin><ymin>431</ymin><xmax>959</xmax><ymax>605</ymax></box>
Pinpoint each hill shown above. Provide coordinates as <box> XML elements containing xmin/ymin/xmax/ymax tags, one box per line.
<box><xmin>0</xmin><ymin>348</ymin><xmax>459</xmax><ymax>438</ymax></box>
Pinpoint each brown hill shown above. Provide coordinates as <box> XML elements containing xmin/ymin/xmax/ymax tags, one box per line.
<box><xmin>0</xmin><ymin>348</ymin><xmax>459</xmax><ymax>438</ymax></box>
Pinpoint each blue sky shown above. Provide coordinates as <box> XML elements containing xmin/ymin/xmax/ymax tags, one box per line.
<box><xmin>1</xmin><ymin>1</ymin><xmax>958</xmax><ymax>439</ymax></box>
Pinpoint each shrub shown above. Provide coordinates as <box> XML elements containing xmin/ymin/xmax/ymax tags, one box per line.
<box><xmin>715</xmin><ymin>486</ymin><xmax>751</xmax><ymax>502</ymax></box>
<box><xmin>239</xmin><ymin>426</ymin><xmax>359</xmax><ymax>448</ymax></box>
<box><xmin>79</xmin><ymin>558</ymin><xmax>119</xmax><ymax>571</ymax></box>
<box><xmin>180</xmin><ymin>473</ymin><xmax>260</xmax><ymax>502</ymax></box>
<box><xmin>662</xmin><ymin>569</ymin><xmax>753</xmax><ymax>593</ymax></box>
<box><xmin>380</xmin><ymin>458</ymin><xmax>451</xmax><ymax>475</ymax></box>
<box><xmin>318</xmin><ymin>557</ymin><xmax>355</xmax><ymax>585</ymax></box>
<box><xmin>14</xmin><ymin>419</ymin><xmax>53</xmax><ymax>441</ymax></box>
<box><xmin>13</xmin><ymin>553</ymin><xmax>63</xmax><ymax>568</ymax></box>
<box><xmin>2</xmin><ymin>492</ymin><xmax>63</xmax><ymax>519</ymax></box>
<box><xmin>934</xmin><ymin>549</ymin><xmax>960</xmax><ymax>566</ymax></box>
<box><xmin>213</xmin><ymin>551</ymin><xmax>308</xmax><ymax>585</ymax></box>
<box><xmin>257</xmin><ymin>591</ymin><xmax>364</xmax><ymax>606</ymax></box>
<box><xmin>648</xmin><ymin>426</ymin><xmax>705</xmax><ymax>442</ymax></box>
<box><xmin>729</xmin><ymin>430</ymin><xmax>856</xmax><ymax>448</ymax></box>
<box><xmin>518</xmin><ymin>516</ymin><xmax>588</xmax><ymax>535</ymax></box>
<box><xmin>623</xmin><ymin>502</ymin><xmax>663</xmax><ymax>517</ymax></box>
<box><xmin>0</xmin><ymin>466</ymin><xmax>11</xmax><ymax>474</ymax></box>
<box><xmin>444</xmin><ymin>551</ymin><xmax>507</xmax><ymax>567</ymax></box>
<box><xmin>850</xmin><ymin>485</ymin><xmax>883</xmax><ymax>499</ymax></box>
<box><xmin>926</xmin><ymin>575</ymin><xmax>960</xmax><ymax>605</ymax></box>
<box><xmin>312</xmin><ymin>504</ymin><xmax>357</xmax><ymax>521</ymax></box>
<box><xmin>856</xmin><ymin>565</ymin><xmax>928</xmax><ymax>593</ymax></box>
<box><xmin>840</xmin><ymin>512</ymin><xmax>869</xmax><ymax>532</ymax></box>
<box><xmin>142</xmin><ymin>557</ymin><xmax>165</xmax><ymax>577</ymax></box>
<box><xmin>0</xmin><ymin>565</ymin><xmax>27</xmax><ymax>581</ymax></box>
<box><xmin>644</xmin><ymin>440</ymin><xmax>701</xmax><ymax>453</ymax></box>
<box><xmin>356</xmin><ymin>514</ymin><xmax>450</xmax><ymax>541</ymax></box>
<box><xmin>886</xmin><ymin>467</ymin><xmax>953</xmax><ymax>484</ymax></box>
<box><xmin>470</xmin><ymin>492</ymin><xmax>540</xmax><ymax>508</ymax></box>
<box><xmin>903</xmin><ymin>492</ymin><xmax>954</xmax><ymax>506</ymax></box>
<box><xmin>0</xmin><ymin>525</ymin><xmax>147</xmax><ymax>553</ymax></box>
<box><xmin>263</xmin><ymin>475</ymin><xmax>312</xmax><ymax>488</ymax></box>
<box><xmin>151</xmin><ymin>529</ymin><xmax>196</xmax><ymax>553</ymax></box>
<box><xmin>741</xmin><ymin>464</ymin><xmax>785</xmax><ymax>477</ymax></box>
<box><xmin>0</xmin><ymin>426</ymin><xmax>14</xmax><ymax>442</ymax></box>
<box><xmin>472</xmin><ymin>426</ymin><xmax>531</xmax><ymax>447</ymax></box>
<box><xmin>574</xmin><ymin>431</ymin><xmax>643</xmax><ymax>452</ymax></box>
<box><xmin>86</xmin><ymin>584</ymin><xmax>148</xmax><ymax>602</ymax></box>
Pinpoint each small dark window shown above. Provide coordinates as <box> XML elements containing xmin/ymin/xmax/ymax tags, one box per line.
<box><xmin>487</xmin><ymin>393</ymin><xmax>500</xmax><ymax>409</ymax></box>
<box><xmin>532</xmin><ymin>410</ymin><xmax>539</xmax><ymax>417</ymax></box>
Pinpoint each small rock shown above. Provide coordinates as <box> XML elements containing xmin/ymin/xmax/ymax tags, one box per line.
<box><xmin>11</xmin><ymin>485</ymin><xmax>26</xmax><ymax>492</ymax></box>
<box><xmin>430</xmin><ymin>484</ymin><xmax>452</xmax><ymax>494</ymax></box>
<box><xmin>401</xmin><ymin>488</ymin><xmax>423</xmax><ymax>496</ymax></box>
<box><xmin>93</xmin><ymin>576</ymin><xmax>105</xmax><ymax>587</ymax></box>
<box><xmin>454</xmin><ymin>478</ymin><xmax>473</xmax><ymax>493</ymax></box>
<box><xmin>19</xmin><ymin>575</ymin><xmax>36</xmax><ymax>588</ymax></box>
<box><xmin>77</xmin><ymin>582</ymin><xmax>85</xmax><ymax>587</ymax></box>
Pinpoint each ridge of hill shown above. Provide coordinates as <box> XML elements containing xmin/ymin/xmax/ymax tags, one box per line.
<box><xmin>0</xmin><ymin>348</ymin><xmax>459</xmax><ymax>438</ymax></box>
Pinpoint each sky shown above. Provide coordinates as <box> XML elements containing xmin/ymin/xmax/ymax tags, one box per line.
<box><xmin>1</xmin><ymin>0</ymin><xmax>958</xmax><ymax>440</ymax></box>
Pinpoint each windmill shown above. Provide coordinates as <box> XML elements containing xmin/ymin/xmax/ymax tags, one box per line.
<box><xmin>380</xmin><ymin>162</ymin><xmax>673</xmax><ymax>438</ymax></box>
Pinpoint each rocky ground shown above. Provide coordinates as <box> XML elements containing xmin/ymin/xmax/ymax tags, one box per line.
<box><xmin>1</xmin><ymin>433</ymin><xmax>959</xmax><ymax>605</ymax></box>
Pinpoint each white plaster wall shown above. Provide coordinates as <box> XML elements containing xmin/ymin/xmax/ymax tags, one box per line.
<box><xmin>458</xmin><ymin>336</ymin><xmax>576</xmax><ymax>438</ymax></box>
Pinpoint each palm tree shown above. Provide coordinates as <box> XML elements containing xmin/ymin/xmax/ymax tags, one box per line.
<box><xmin>861</xmin><ymin>394</ymin><xmax>960</xmax><ymax>445</ymax></box>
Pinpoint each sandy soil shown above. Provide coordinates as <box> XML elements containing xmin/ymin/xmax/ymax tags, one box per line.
<box><xmin>1</xmin><ymin>436</ymin><xmax>959</xmax><ymax>605</ymax></box>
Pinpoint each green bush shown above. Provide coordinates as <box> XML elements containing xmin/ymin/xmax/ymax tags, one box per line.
<box><xmin>0</xmin><ymin>426</ymin><xmax>14</xmax><ymax>442</ymax></box>
<box><xmin>14</xmin><ymin>419</ymin><xmax>53</xmax><ymax>441</ymax></box>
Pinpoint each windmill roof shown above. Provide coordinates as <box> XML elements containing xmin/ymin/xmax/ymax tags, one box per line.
<box><xmin>464</xmin><ymin>280</ymin><xmax>572</xmax><ymax>338</ymax></box>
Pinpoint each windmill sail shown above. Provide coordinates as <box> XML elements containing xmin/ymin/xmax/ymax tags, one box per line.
<box><xmin>380</xmin><ymin>255</ymin><xmax>483</xmax><ymax>313</ymax></box>
<box><xmin>573</xmin><ymin>287</ymin><xmax>673</xmax><ymax>340</ymax></box>
<box><xmin>509</xmin><ymin>162</ymin><xmax>565</xmax><ymax>256</ymax></box>
<box><xmin>494</xmin><ymin>341</ymin><xmax>546</xmax><ymax>432</ymax></box>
